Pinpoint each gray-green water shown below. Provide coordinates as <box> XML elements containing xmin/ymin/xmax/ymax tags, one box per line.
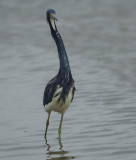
<box><xmin>0</xmin><ymin>0</ymin><xmax>136</xmax><ymax>159</ymax></box>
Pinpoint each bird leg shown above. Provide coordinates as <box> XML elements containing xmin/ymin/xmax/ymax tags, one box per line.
<box><xmin>58</xmin><ymin>114</ymin><xmax>63</xmax><ymax>136</ymax></box>
<box><xmin>58</xmin><ymin>114</ymin><xmax>63</xmax><ymax>148</ymax></box>
<box><xmin>45</xmin><ymin>112</ymin><xmax>51</xmax><ymax>140</ymax></box>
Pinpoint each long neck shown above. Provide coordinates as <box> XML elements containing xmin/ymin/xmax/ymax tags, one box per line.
<box><xmin>49</xmin><ymin>22</ymin><xmax>71</xmax><ymax>74</ymax></box>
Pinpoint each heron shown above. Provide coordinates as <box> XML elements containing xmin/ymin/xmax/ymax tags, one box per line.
<box><xmin>43</xmin><ymin>9</ymin><xmax>75</xmax><ymax>140</ymax></box>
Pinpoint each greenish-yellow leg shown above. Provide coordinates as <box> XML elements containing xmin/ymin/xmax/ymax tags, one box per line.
<box><xmin>58</xmin><ymin>114</ymin><xmax>63</xmax><ymax>135</ymax></box>
<box><xmin>58</xmin><ymin>114</ymin><xmax>63</xmax><ymax>148</ymax></box>
<box><xmin>45</xmin><ymin>112</ymin><xmax>51</xmax><ymax>140</ymax></box>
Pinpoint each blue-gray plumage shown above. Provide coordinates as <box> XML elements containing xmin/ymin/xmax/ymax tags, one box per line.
<box><xmin>43</xmin><ymin>9</ymin><xmax>75</xmax><ymax>140</ymax></box>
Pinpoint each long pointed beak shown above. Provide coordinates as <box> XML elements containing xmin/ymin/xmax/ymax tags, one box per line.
<box><xmin>50</xmin><ymin>13</ymin><xmax>58</xmax><ymax>21</ymax></box>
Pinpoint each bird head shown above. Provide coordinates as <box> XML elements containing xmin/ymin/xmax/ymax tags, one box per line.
<box><xmin>46</xmin><ymin>9</ymin><xmax>57</xmax><ymax>31</ymax></box>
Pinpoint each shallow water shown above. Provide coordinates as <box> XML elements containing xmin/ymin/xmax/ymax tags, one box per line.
<box><xmin>0</xmin><ymin>0</ymin><xmax>136</xmax><ymax>159</ymax></box>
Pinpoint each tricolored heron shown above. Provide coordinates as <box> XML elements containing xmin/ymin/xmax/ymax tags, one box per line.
<box><xmin>43</xmin><ymin>9</ymin><xmax>75</xmax><ymax>139</ymax></box>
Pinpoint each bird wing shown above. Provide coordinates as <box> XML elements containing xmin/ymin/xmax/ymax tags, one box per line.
<box><xmin>43</xmin><ymin>78</ymin><xmax>57</xmax><ymax>106</ymax></box>
<box><xmin>71</xmin><ymin>86</ymin><xmax>76</xmax><ymax>102</ymax></box>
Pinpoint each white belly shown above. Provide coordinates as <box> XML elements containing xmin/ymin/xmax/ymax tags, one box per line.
<box><xmin>45</xmin><ymin>87</ymin><xmax>73</xmax><ymax>114</ymax></box>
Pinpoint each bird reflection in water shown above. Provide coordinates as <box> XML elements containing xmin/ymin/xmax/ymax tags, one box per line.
<box><xmin>45</xmin><ymin>131</ymin><xmax>63</xmax><ymax>150</ymax></box>
<box><xmin>45</xmin><ymin>137</ymin><xmax>75</xmax><ymax>160</ymax></box>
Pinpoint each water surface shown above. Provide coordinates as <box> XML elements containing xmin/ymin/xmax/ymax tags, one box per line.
<box><xmin>0</xmin><ymin>0</ymin><xmax>136</xmax><ymax>159</ymax></box>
